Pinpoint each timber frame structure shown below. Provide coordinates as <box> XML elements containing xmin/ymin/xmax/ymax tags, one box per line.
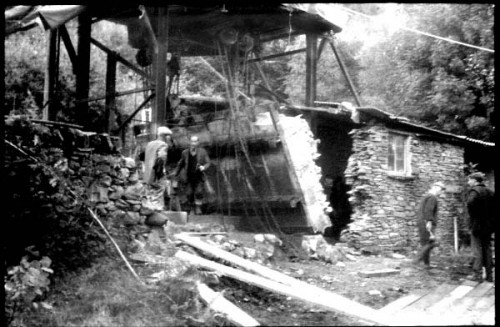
<box><xmin>5</xmin><ymin>5</ymin><xmax>356</xmax><ymax>135</ymax></box>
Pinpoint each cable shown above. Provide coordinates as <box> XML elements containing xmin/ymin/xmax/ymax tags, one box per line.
<box><xmin>337</xmin><ymin>5</ymin><xmax>494</xmax><ymax>53</ymax></box>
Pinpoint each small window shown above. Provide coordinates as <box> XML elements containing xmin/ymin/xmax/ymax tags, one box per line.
<box><xmin>144</xmin><ymin>109</ymin><xmax>151</xmax><ymax>122</ymax></box>
<box><xmin>388</xmin><ymin>133</ymin><xmax>411</xmax><ymax>175</ymax></box>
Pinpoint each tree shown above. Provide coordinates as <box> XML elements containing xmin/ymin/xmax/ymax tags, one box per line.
<box><xmin>357</xmin><ymin>4</ymin><xmax>494</xmax><ymax>141</ymax></box>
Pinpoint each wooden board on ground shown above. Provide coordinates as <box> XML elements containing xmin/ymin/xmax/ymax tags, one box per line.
<box><xmin>175</xmin><ymin>250</ymin><xmax>392</xmax><ymax>326</ymax></box>
<box><xmin>380</xmin><ymin>281</ymin><xmax>495</xmax><ymax>326</ymax></box>
<box><xmin>399</xmin><ymin>283</ymin><xmax>458</xmax><ymax>312</ymax></box>
<box><xmin>378</xmin><ymin>292</ymin><xmax>425</xmax><ymax>315</ymax></box>
<box><xmin>357</xmin><ymin>269</ymin><xmax>400</xmax><ymax>278</ymax></box>
<box><xmin>196</xmin><ymin>282</ymin><xmax>260</xmax><ymax>327</ymax></box>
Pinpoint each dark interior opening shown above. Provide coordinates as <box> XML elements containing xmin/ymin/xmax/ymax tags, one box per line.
<box><xmin>312</xmin><ymin>117</ymin><xmax>354</xmax><ymax>239</ymax></box>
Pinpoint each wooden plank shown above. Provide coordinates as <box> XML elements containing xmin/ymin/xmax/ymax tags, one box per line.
<box><xmin>425</xmin><ymin>284</ymin><xmax>475</xmax><ymax>314</ymax></box>
<box><xmin>458</xmin><ymin>288</ymin><xmax>495</xmax><ymax>325</ymax></box>
<box><xmin>400</xmin><ymin>284</ymin><xmax>457</xmax><ymax>312</ymax></box>
<box><xmin>196</xmin><ymin>282</ymin><xmax>260</xmax><ymax>327</ymax></box>
<box><xmin>358</xmin><ymin>269</ymin><xmax>400</xmax><ymax>278</ymax></box>
<box><xmin>175</xmin><ymin>250</ymin><xmax>392</xmax><ymax>326</ymax></box>
<box><xmin>378</xmin><ymin>292</ymin><xmax>426</xmax><ymax>315</ymax></box>
<box><xmin>435</xmin><ymin>281</ymin><xmax>494</xmax><ymax>324</ymax></box>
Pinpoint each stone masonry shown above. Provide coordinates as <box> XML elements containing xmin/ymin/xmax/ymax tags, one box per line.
<box><xmin>341</xmin><ymin>124</ymin><xmax>466</xmax><ymax>252</ymax></box>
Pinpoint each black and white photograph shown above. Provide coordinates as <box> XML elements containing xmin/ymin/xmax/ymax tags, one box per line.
<box><xmin>3</xmin><ymin>4</ymin><xmax>495</xmax><ymax>326</ymax></box>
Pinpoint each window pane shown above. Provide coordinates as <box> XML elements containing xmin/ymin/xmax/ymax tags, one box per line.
<box><xmin>388</xmin><ymin>133</ymin><xmax>408</xmax><ymax>173</ymax></box>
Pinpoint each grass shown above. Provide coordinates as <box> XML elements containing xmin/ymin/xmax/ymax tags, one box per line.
<box><xmin>13</xmin><ymin>256</ymin><xmax>233</xmax><ymax>327</ymax></box>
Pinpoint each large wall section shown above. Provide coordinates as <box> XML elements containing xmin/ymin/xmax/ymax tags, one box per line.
<box><xmin>341</xmin><ymin>124</ymin><xmax>466</xmax><ymax>252</ymax></box>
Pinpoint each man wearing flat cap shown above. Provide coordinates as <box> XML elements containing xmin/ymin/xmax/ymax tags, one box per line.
<box><xmin>413</xmin><ymin>181</ymin><xmax>446</xmax><ymax>268</ymax></box>
<box><xmin>466</xmin><ymin>172</ymin><xmax>495</xmax><ymax>282</ymax></box>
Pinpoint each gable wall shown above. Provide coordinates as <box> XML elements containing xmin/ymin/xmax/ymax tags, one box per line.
<box><xmin>341</xmin><ymin>124</ymin><xmax>466</xmax><ymax>252</ymax></box>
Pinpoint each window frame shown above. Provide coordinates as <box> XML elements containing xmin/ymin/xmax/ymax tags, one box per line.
<box><xmin>387</xmin><ymin>131</ymin><xmax>412</xmax><ymax>176</ymax></box>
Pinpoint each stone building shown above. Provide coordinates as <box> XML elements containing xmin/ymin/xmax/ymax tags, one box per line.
<box><xmin>296</xmin><ymin>104</ymin><xmax>495</xmax><ymax>252</ymax></box>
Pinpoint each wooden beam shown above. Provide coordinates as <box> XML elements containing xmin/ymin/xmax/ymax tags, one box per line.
<box><xmin>317</xmin><ymin>37</ymin><xmax>327</xmax><ymax>61</ymax></box>
<box><xmin>43</xmin><ymin>27</ymin><xmax>60</xmax><ymax>121</ymax></box>
<box><xmin>152</xmin><ymin>8</ymin><xmax>168</xmax><ymax>135</ymax></box>
<box><xmin>305</xmin><ymin>34</ymin><xmax>318</xmax><ymax>135</ymax></box>
<box><xmin>76</xmin><ymin>13</ymin><xmax>91</xmax><ymax>127</ymax></box>
<box><xmin>305</xmin><ymin>34</ymin><xmax>317</xmax><ymax>107</ymax></box>
<box><xmin>105</xmin><ymin>53</ymin><xmax>117</xmax><ymax>133</ymax></box>
<box><xmin>176</xmin><ymin>250</ymin><xmax>391</xmax><ymax>326</ymax></box>
<box><xmin>59</xmin><ymin>25</ymin><xmax>78</xmax><ymax>74</ymax></box>
<box><xmin>247</xmin><ymin>48</ymin><xmax>306</xmax><ymax>63</ymax></box>
<box><xmin>196</xmin><ymin>283</ymin><xmax>260</xmax><ymax>327</ymax></box>
<box><xmin>90</xmin><ymin>38</ymin><xmax>154</xmax><ymax>83</ymax></box>
<box><xmin>115</xmin><ymin>93</ymin><xmax>155</xmax><ymax>134</ymax></box>
<box><xmin>327</xmin><ymin>37</ymin><xmax>362</xmax><ymax>107</ymax></box>
<box><xmin>75</xmin><ymin>87</ymin><xmax>155</xmax><ymax>104</ymax></box>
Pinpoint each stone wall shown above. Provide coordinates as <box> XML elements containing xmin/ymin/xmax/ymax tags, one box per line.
<box><xmin>69</xmin><ymin>152</ymin><xmax>160</xmax><ymax>249</ymax></box>
<box><xmin>341</xmin><ymin>124</ymin><xmax>466</xmax><ymax>252</ymax></box>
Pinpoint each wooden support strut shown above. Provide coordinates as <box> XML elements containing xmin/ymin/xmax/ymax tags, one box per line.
<box><xmin>90</xmin><ymin>38</ymin><xmax>155</xmax><ymax>84</ymax></box>
<box><xmin>115</xmin><ymin>93</ymin><xmax>155</xmax><ymax>134</ymax></box>
<box><xmin>247</xmin><ymin>48</ymin><xmax>306</xmax><ymax>63</ymax></box>
<box><xmin>326</xmin><ymin>35</ymin><xmax>362</xmax><ymax>107</ymax></box>
<box><xmin>59</xmin><ymin>25</ymin><xmax>78</xmax><ymax>74</ymax></box>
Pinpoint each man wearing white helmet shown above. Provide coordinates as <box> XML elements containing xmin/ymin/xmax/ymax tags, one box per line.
<box><xmin>143</xmin><ymin>126</ymin><xmax>172</xmax><ymax>185</ymax></box>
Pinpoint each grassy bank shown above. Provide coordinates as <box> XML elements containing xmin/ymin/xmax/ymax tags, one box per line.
<box><xmin>12</xmin><ymin>257</ymin><xmax>231</xmax><ymax>327</ymax></box>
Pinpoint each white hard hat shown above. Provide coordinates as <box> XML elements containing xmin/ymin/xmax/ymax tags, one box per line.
<box><xmin>157</xmin><ymin>126</ymin><xmax>172</xmax><ymax>135</ymax></box>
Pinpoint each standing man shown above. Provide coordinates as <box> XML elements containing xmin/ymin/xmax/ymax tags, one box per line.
<box><xmin>174</xmin><ymin>135</ymin><xmax>211</xmax><ymax>215</ymax></box>
<box><xmin>143</xmin><ymin>126</ymin><xmax>172</xmax><ymax>185</ymax></box>
<box><xmin>413</xmin><ymin>181</ymin><xmax>446</xmax><ymax>268</ymax></box>
<box><xmin>466</xmin><ymin>172</ymin><xmax>495</xmax><ymax>282</ymax></box>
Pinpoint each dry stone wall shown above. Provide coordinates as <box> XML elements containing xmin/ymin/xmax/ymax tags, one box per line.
<box><xmin>341</xmin><ymin>124</ymin><xmax>466</xmax><ymax>252</ymax></box>
<box><xmin>69</xmin><ymin>152</ymin><xmax>159</xmax><ymax>249</ymax></box>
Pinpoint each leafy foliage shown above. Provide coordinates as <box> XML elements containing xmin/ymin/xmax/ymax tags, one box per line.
<box><xmin>357</xmin><ymin>4</ymin><xmax>494</xmax><ymax>141</ymax></box>
<box><xmin>4</xmin><ymin>116</ymin><xmax>109</xmax><ymax>275</ymax></box>
<box><xmin>5</xmin><ymin>254</ymin><xmax>54</xmax><ymax>325</ymax></box>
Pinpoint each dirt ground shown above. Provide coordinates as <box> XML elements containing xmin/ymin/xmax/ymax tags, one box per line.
<box><xmin>158</xmin><ymin>228</ymin><xmax>490</xmax><ymax>326</ymax></box>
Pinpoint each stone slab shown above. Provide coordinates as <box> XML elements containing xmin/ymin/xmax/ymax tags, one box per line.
<box><xmin>358</xmin><ymin>269</ymin><xmax>400</xmax><ymax>278</ymax></box>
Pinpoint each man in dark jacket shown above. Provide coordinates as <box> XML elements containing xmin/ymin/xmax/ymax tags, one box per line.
<box><xmin>466</xmin><ymin>172</ymin><xmax>495</xmax><ymax>282</ymax></box>
<box><xmin>413</xmin><ymin>181</ymin><xmax>445</xmax><ymax>268</ymax></box>
<box><xmin>174</xmin><ymin>136</ymin><xmax>211</xmax><ymax>215</ymax></box>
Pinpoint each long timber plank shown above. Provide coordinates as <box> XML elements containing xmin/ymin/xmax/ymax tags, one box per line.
<box><xmin>424</xmin><ymin>284</ymin><xmax>475</xmax><ymax>314</ymax></box>
<box><xmin>378</xmin><ymin>292</ymin><xmax>426</xmax><ymax>315</ymax></box>
<box><xmin>400</xmin><ymin>284</ymin><xmax>457</xmax><ymax>312</ymax></box>
<box><xmin>445</xmin><ymin>281</ymin><xmax>493</xmax><ymax>313</ymax></box>
<box><xmin>450</xmin><ymin>286</ymin><xmax>495</xmax><ymax>325</ymax></box>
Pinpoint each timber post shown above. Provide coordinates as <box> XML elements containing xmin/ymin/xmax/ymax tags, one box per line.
<box><xmin>305</xmin><ymin>33</ymin><xmax>318</xmax><ymax>135</ymax></box>
<box><xmin>152</xmin><ymin>7</ymin><xmax>168</xmax><ymax>136</ymax></box>
<box><xmin>76</xmin><ymin>13</ymin><xmax>91</xmax><ymax>129</ymax></box>
<box><xmin>105</xmin><ymin>52</ymin><xmax>117</xmax><ymax>133</ymax></box>
<box><xmin>43</xmin><ymin>27</ymin><xmax>60</xmax><ymax>121</ymax></box>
